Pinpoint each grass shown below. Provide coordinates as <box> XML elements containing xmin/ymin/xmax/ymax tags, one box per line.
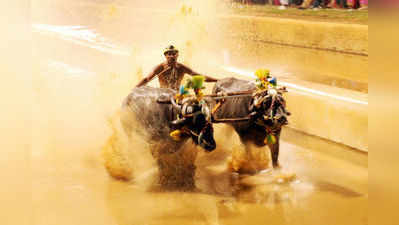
<box><xmin>227</xmin><ymin>3</ymin><xmax>368</xmax><ymax>25</ymax></box>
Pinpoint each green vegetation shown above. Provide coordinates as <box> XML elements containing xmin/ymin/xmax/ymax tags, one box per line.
<box><xmin>227</xmin><ymin>4</ymin><xmax>368</xmax><ymax>25</ymax></box>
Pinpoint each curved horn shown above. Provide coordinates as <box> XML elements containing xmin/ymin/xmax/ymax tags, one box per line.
<box><xmin>170</xmin><ymin>96</ymin><xmax>182</xmax><ymax>112</ymax></box>
<box><xmin>201</xmin><ymin>101</ymin><xmax>212</xmax><ymax>122</ymax></box>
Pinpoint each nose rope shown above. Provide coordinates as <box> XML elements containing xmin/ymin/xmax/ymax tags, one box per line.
<box><xmin>266</xmin><ymin>94</ymin><xmax>276</xmax><ymax>115</ymax></box>
<box><xmin>186</xmin><ymin>122</ymin><xmax>211</xmax><ymax>138</ymax></box>
<box><xmin>184</xmin><ymin>122</ymin><xmax>213</xmax><ymax>147</ymax></box>
<box><xmin>200</xmin><ymin>122</ymin><xmax>212</xmax><ymax>135</ymax></box>
<box><xmin>199</xmin><ymin>137</ymin><xmax>212</xmax><ymax>147</ymax></box>
<box><xmin>184</xmin><ymin>123</ymin><xmax>210</xmax><ymax>137</ymax></box>
<box><xmin>198</xmin><ymin>122</ymin><xmax>213</xmax><ymax>146</ymax></box>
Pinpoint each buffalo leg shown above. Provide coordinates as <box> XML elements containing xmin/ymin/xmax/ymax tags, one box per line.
<box><xmin>267</xmin><ymin>131</ymin><xmax>281</xmax><ymax>168</ymax></box>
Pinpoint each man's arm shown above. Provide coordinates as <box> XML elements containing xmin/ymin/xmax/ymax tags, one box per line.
<box><xmin>136</xmin><ymin>64</ymin><xmax>164</xmax><ymax>87</ymax></box>
<box><xmin>182</xmin><ymin>64</ymin><xmax>219</xmax><ymax>82</ymax></box>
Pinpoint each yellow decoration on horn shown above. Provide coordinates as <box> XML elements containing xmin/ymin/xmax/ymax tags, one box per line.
<box><xmin>170</xmin><ymin>130</ymin><xmax>182</xmax><ymax>141</ymax></box>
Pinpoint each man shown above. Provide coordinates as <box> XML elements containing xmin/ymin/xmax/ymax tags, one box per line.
<box><xmin>136</xmin><ymin>45</ymin><xmax>218</xmax><ymax>90</ymax></box>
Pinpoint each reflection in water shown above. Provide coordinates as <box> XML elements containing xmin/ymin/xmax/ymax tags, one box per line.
<box><xmin>313</xmin><ymin>180</ymin><xmax>363</xmax><ymax>198</ymax></box>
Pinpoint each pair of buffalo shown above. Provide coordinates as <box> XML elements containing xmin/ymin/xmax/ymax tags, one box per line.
<box><xmin>120</xmin><ymin>77</ymin><xmax>289</xmax><ymax>188</ymax></box>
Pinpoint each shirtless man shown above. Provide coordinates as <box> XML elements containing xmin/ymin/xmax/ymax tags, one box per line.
<box><xmin>136</xmin><ymin>45</ymin><xmax>218</xmax><ymax>90</ymax></box>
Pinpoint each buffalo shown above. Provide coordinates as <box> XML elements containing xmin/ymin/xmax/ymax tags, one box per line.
<box><xmin>120</xmin><ymin>86</ymin><xmax>216</xmax><ymax>189</ymax></box>
<box><xmin>212</xmin><ymin>77</ymin><xmax>290</xmax><ymax>171</ymax></box>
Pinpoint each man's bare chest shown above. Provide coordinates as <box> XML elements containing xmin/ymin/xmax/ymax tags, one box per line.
<box><xmin>158</xmin><ymin>66</ymin><xmax>184</xmax><ymax>80</ymax></box>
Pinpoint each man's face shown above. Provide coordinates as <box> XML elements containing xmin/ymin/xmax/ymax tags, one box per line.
<box><xmin>165</xmin><ymin>51</ymin><xmax>178</xmax><ymax>65</ymax></box>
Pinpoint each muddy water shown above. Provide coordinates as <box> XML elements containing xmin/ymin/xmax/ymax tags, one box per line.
<box><xmin>30</xmin><ymin>113</ymin><xmax>367</xmax><ymax>225</ymax></box>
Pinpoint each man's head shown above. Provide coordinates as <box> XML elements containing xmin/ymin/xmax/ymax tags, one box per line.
<box><xmin>164</xmin><ymin>45</ymin><xmax>179</xmax><ymax>65</ymax></box>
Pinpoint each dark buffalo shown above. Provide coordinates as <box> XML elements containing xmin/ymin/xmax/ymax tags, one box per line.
<box><xmin>212</xmin><ymin>77</ymin><xmax>289</xmax><ymax>171</ymax></box>
<box><xmin>120</xmin><ymin>86</ymin><xmax>216</xmax><ymax>189</ymax></box>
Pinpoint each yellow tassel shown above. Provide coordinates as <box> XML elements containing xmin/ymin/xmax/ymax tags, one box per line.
<box><xmin>264</xmin><ymin>134</ymin><xmax>277</xmax><ymax>145</ymax></box>
<box><xmin>270</xmin><ymin>134</ymin><xmax>277</xmax><ymax>144</ymax></box>
<box><xmin>170</xmin><ymin>130</ymin><xmax>182</xmax><ymax>141</ymax></box>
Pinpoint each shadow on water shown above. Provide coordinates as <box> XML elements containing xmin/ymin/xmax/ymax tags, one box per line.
<box><xmin>313</xmin><ymin>180</ymin><xmax>364</xmax><ymax>198</ymax></box>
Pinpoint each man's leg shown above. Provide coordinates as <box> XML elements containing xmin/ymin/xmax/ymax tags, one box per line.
<box><xmin>359</xmin><ymin>0</ymin><xmax>368</xmax><ymax>9</ymax></box>
<box><xmin>327</xmin><ymin>0</ymin><xmax>336</xmax><ymax>8</ymax></box>
<box><xmin>312</xmin><ymin>0</ymin><xmax>321</xmax><ymax>7</ymax></box>
<box><xmin>299</xmin><ymin>0</ymin><xmax>315</xmax><ymax>8</ymax></box>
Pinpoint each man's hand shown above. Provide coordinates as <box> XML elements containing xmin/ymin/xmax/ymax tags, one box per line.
<box><xmin>136</xmin><ymin>64</ymin><xmax>164</xmax><ymax>87</ymax></box>
<box><xmin>183</xmin><ymin>64</ymin><xmax>218</xmax><ymax>82</ymax></box>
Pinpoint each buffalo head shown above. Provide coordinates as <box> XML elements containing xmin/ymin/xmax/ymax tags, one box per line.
<box><xmin>170</xmin><ymin>97</ymin><xmax>216</xmax><ymax>151</ymax></box>
<box><xmin>250</xmin><ymin>89</ymin><xmax>290</xmax><ymax>129</ymax></box>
